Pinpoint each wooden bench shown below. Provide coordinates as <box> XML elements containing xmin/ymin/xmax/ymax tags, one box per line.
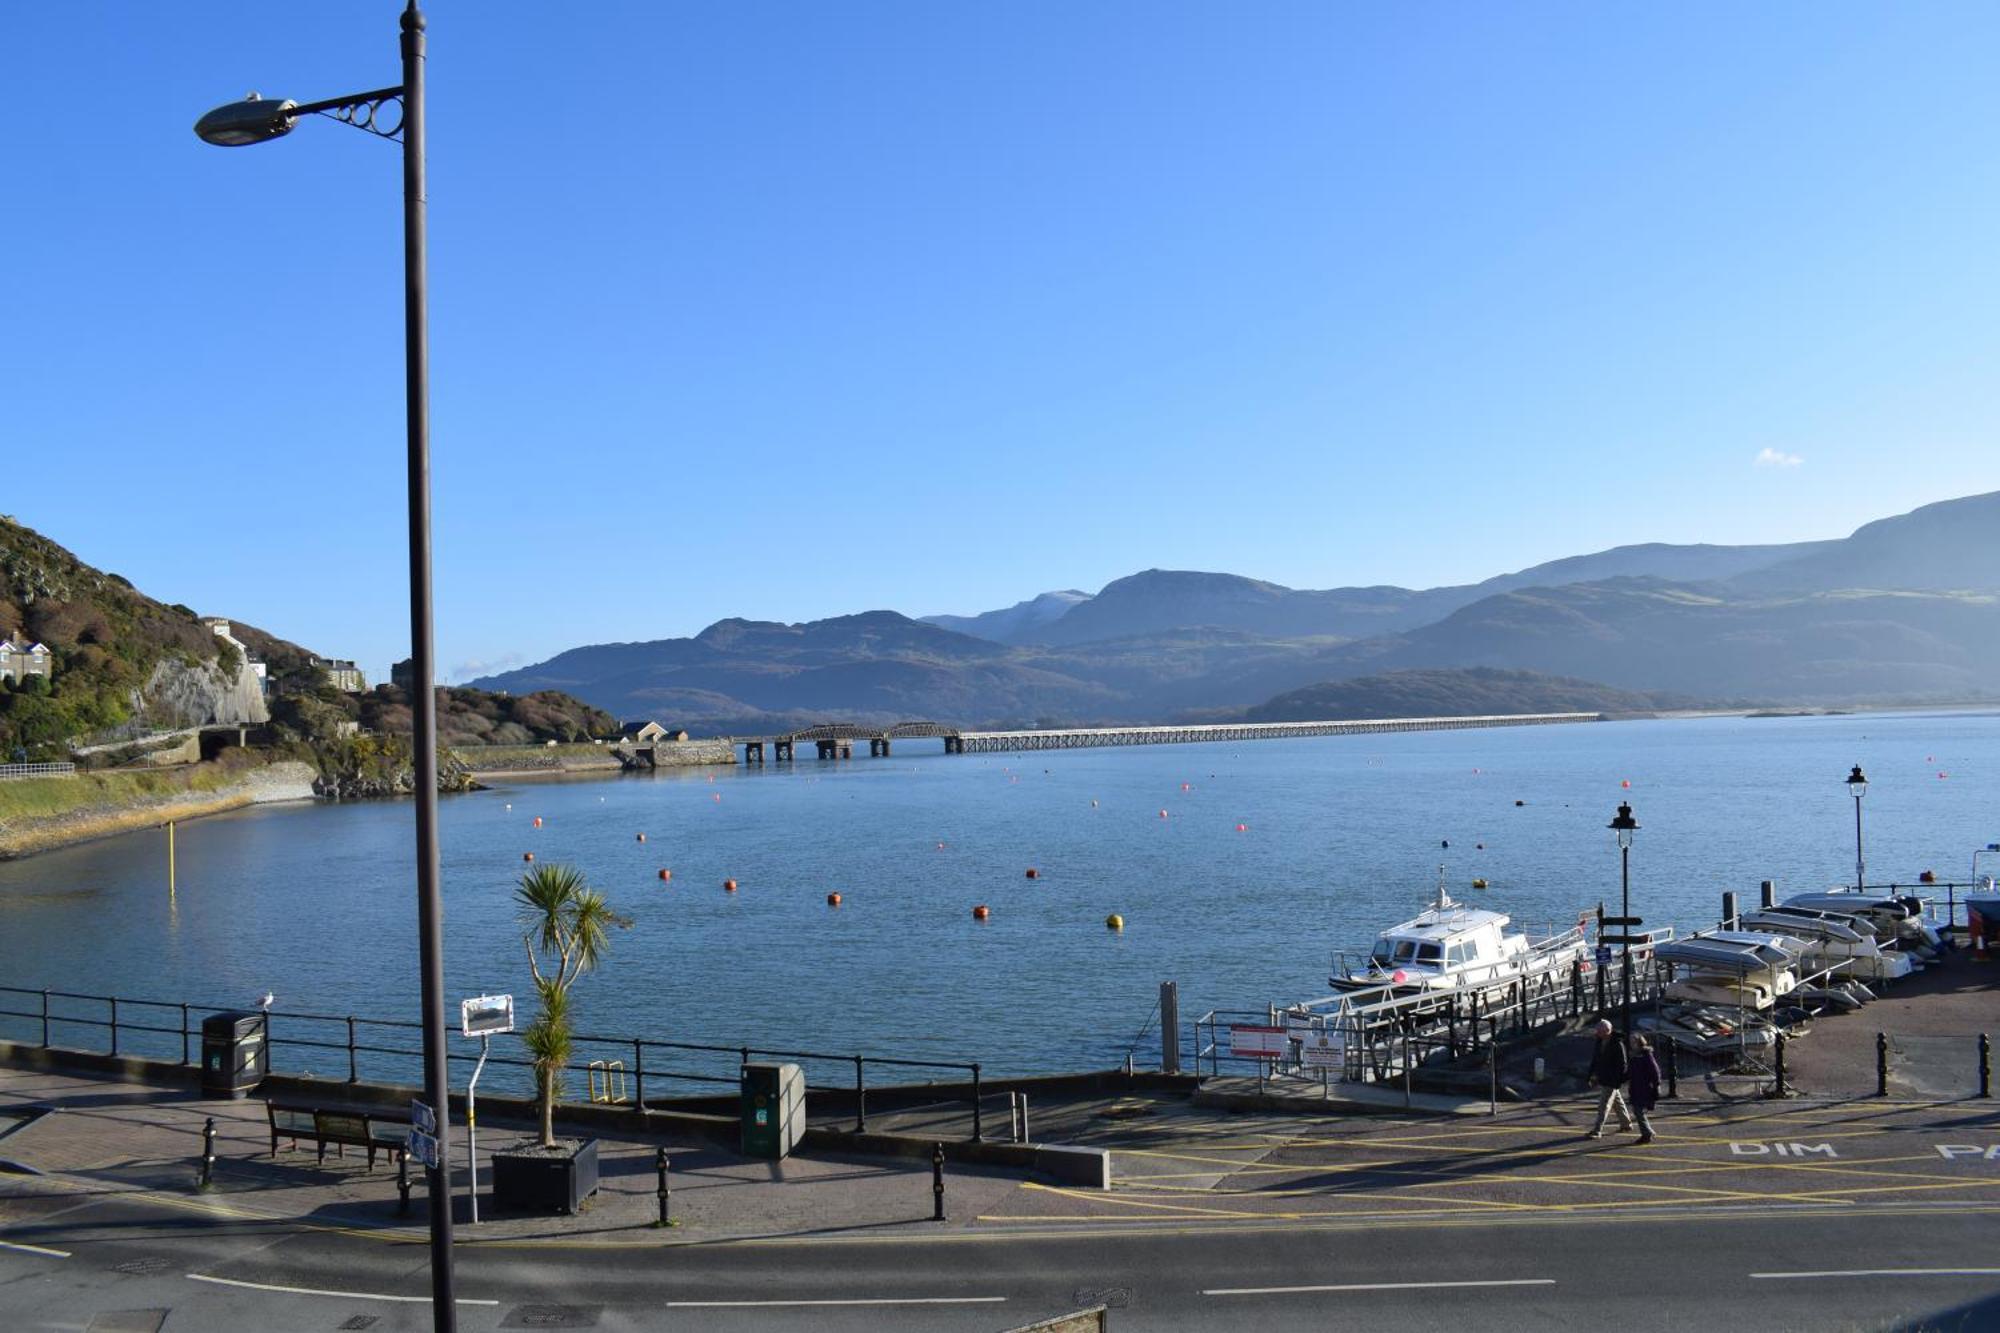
<box><xmin>264</xmin><ymin>1099</ymin><xmax>411</xmax><ymax>1172</ymax></box>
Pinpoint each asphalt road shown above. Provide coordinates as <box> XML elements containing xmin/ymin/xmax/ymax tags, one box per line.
<box><xmin>6</xmin><ymin>1186</ymin><xmax>1999</xmax><ymax>1331</ymax></box>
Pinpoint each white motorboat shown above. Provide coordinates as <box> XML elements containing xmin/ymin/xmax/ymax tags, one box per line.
<box><xmin>1739</xmin><ymin>907</ymin><xmax>1914</xmax><ymax>982</ymax></box>
<box><xmin>1781</xmin><ymin>892</ymin><xmax>1941</xmax><ymax>960</ymax></box>
<box><xmin>1330</xmin><ymin>874</ymin><xmax>1589</xmax><ymax>998</ymax></box>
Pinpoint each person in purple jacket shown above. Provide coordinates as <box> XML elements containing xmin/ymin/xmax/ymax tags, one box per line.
<box><xmin>1627</xmin><ymin>1034</ymin><xmax>1663</xmax><ymax>1145</ymax></box>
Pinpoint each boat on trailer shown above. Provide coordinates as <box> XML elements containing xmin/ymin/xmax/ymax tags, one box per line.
<box><xmin>1329</xmin><ymin>872</ymin><xmax>1590</xmax><ymax>999</ymax></box>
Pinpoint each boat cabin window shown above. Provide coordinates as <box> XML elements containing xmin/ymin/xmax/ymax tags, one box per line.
<box><xmin>1445</xmin><ymin>943</ymin><xmax>1467</xmax><ymax>967</ymax></box>
<box><xmin>1374</xmin><ymin>939</ymin><xmax>1419</xmax><ymax>964</ymax></box>
<box><xmin>1415</xmin><ymin>942</ymin><xmax>1444</xmax><ymax>964</ymax></box>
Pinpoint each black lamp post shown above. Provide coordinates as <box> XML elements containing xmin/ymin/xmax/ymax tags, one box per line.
<box><xmin>1609</xmin><ymin>801</ymin><xmax>1638</xmax><ymax>1039</ymax></box>
<box><xmin>1846</xmin><ymin>764</ymin><xmax>1868</xmax><ymax>892</ymax></box>
<box><xmin>195</xmin><ymin>6</ymin><xmax>455</xmax><ymax>1325</ymax></box>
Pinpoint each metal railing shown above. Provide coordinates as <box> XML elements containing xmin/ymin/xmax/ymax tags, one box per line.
<box><xmin>0</xmin><ymin>761</ymin><xmax>76</xmax><ymax>780</ymax></box>
<box><xmin>0</xmin><ymin>984</ymin><xmax>991</xmax><ymax>1141</ymax></box>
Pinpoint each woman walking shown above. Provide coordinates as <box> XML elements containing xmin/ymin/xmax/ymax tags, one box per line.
<box><xmin>1628</xmin><ymin>1034</ymin><xmax>1663</xmax><ymax>1145</ymax></box>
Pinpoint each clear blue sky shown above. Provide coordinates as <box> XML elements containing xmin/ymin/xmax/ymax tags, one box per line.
<box><xmin>5</xmin><ymin>3</ymin><xmax>1995</xmax><ymax>682</ymax></box>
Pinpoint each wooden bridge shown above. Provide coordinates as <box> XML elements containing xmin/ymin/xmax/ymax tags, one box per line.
<box><xmin>731</xmin><ymin>712</ymin><xmax>1600</xmax><ymax>761</ymax></box>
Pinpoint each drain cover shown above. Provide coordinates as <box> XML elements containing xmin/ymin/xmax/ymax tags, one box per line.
<box><xmin>111</xmin><ymin>1258</ymin><xmax>170</xmax><ymax>1277</ymax></box>
<box><xmin>1073</xmin><ymin>1286</ymin><xmax>1133</xmax><ymax>1308</ymax></box>
<box><xmin>338</xmin><ymin>1318</ymin><xmax>381</xmax><ymax>1331</ymax></box>
<box><xmin>85</xmin><ymin>1313</ymin><xmax>168</xmax><ymax>1333</ymax></box>
<box><xmin>501</xmin><ymin>1306</ymin><xmax>601</xmax><ymax>1329</ymax></box>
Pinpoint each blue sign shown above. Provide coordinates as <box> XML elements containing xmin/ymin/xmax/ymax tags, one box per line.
<box><xmin>1595</xmin><ymin>945</ymin><xmax>1613</xmax><ymax>964</ymax></box>
<box><xmin>407</xmin><ymin>1128</ymin><xmax>440</xmax><ymax>1170</ymax></box>
<box><xmin>411</xmin><ymin>1099</ymin><xmax>437</xmax><ymax>1136</ymax></box>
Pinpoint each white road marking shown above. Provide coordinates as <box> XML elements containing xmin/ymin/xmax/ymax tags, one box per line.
<box><xmin>1751</xmin><ymin>1268</ymin><xmax>2000</xmax><ymax>1280</ymax></box>
<box><xmin>665</xmin><ymin>1297</ymin><xmax>1008</xmax><ymax>1309</ymax></box>
<box><xmin>1206</xmin><ymin>1278</ymin><xmax>1556</xmax><ymax>1296</ymax></box>
<box><xmin>0</xmin><ymin>1238</ymin><xmax>71</xmax><ymax>1258</ymax></box>
<box><xmin>186</xmin><ymin>1273</ymin><xmax>500</xmax><ymax>1305</ymax></box>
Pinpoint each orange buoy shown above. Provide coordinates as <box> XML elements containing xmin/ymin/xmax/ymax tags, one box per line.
<box><xmin>1181</xmin><ymin>783</ymin><xmax>1191</xmax><ymax>792</ymax></box>
<box><xmin>523</xmin><ymin>852</ymin><xmax>534</xmax><ymax>862</ymax></box>
<box><xmin>1236</xmin><ymin>823</ymin><xmax>1247</xmax><ymax>832</ymax></box>
<box><xmin>723</xmin><ymin>878</ymin><xmax>738</xmax><ymax>892</ymax></box>
<box><xmin>972</xmin><ymin>904</ymin><xmax>990</xmax><ymax>920</ymax></box>
<box><xmin>1025</xmin><ymin>868</ymin><xmax>1039</xmax><ymax>879</ymax></box>
<box><xmin>533</xmin><ymin>816</ymin><xmax>543</xmax><ymax>828</ymax></box>
<box><xmin>658</xmin><ymin>869</ymin><xmax>671</xmax><ymax>881</ymax></box>
<box><xmin>1919</xmin><ymin>869</ymin><xmax>1936</xmax><ymax>884</ymax></box>
<box><xmin>827</xmin><ymin>892</ymin><xmax>842</xmax><ymax>906</ymax></box>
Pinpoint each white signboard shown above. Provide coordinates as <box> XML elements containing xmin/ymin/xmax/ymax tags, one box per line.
<box><xmin>460</xmin><ymin>994</ymin><xmax>514</xmax><ymax>1037</ymax></box>
<box><xmin>1299</xmin><ymin>1032</ymin><xmax>1344</xmax><ymax>1071</ymax></box>
<box><xmin>1228</xmin><ymin>1024</ymin><xmax>1287</xmax><ymax>1060</ymax></box>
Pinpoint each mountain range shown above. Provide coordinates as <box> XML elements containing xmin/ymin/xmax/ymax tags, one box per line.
<box><xmin>470</xmin><ymin>491</ymin><xmax>2000</xmax><ymax>731</ymax></box>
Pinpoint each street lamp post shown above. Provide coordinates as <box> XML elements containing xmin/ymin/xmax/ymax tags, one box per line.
<box><xmin>1846</xmin><ymin>765</ymin><xmax>1868</xmax><ymax>892</ymax></box>
<box><xmin>195</xmin><ymin>5</ymin><xmax>455</xmax><ymax>1325</ymax></box>
<box><xmin>1609</xmin><ymin>801</ymin><xmax>1638</xmax><ymax>1040</ymax></box>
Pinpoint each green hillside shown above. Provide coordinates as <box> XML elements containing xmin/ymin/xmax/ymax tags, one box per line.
<box><xmin>1246</xmin><ymin>667</ymin><xmax>1705</xmax><ymax>722</ymax></box>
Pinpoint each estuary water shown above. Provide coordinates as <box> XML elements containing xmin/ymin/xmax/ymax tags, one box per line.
<box><xmin>0</xmin><ymin>711</ymin><xmax>1993</xmax><ymax>1082</ymax></box>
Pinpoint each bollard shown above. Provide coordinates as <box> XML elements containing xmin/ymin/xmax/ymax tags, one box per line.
<box><xmin>971</xmin><ymin>1064</ymin><xmax>983</xmax><ymax>1142</ymax></box>
<box><xmin>347</xmin><ymin>1016</ymin><xmax>358</xmax><ymax>1083</ymax></box>
<box><xmin>931</xmin><ymin>1142</ymin><xmax>946</xmax><ymax>1222</ymax></box>
<box><xmin>197</xmin><ymin>1116</ymin><xmax>216</xmax><ymax>1189</ymax></box>
<box><xmin>1760</xmin><ymin>879</ymin><xmax>1776</xmax><ymax>909</ymax></box>
<box><xmin>854</xmin><ymin>1055</ymin><xmax>867</xmax><ymax>1133</ymax></box>
<box><xmin>656</xmin><ymin>1147</ymin><xmax>672</xmax><ymax>1226</ymax></box>
<box><xmin>396</xmin><ymin>1148</ymin><xmax>412</xmax><ymax>1216</ymax></box>
<box><xmin>1771</xmin><ymin>1033</ymin><xmax>1787</xmax><ymax>1099</ymax></box>
<box><xmin>1721</xmin><ymin>891</ymin><xmax>1738</xmax><ymax>930</ymax></box>
<box><xmin>1664</xmin><ymin>1039</ymin><xmax>1679</xmax><ymax>1100</ymax></box>
<box><xmin>1981</xmin><ymin>1034</ymin><xmax>1991</xmax><ymax>1099</ymax></box>
<box><xmin>1876</xmin><ymin>1032</ymin><xmax>1889</xmax><ymax>1097</ymax></box>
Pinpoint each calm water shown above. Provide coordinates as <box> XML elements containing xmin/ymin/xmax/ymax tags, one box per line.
<box><xmin>0</xmin><ymin>712</ymin><xmax>1993</xmax><ymax>1084</ymax></box>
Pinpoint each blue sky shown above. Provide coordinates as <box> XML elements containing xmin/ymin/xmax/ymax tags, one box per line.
<box><xmin>4</xmin><ymin>3</ymin><xmax>1996</xmax><ymax>682</ymax></box>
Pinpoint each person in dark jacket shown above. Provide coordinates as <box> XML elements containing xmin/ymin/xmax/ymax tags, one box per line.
<box><xmin>1586</xmin><ymin>1018</ymin><xmax>1634</xmax><ymax>1138</ymax></box>
<box><xmin>1627</xmin><ymin>1035</ymin><xmax>1662</xmax><ymax>1144</ymax></box>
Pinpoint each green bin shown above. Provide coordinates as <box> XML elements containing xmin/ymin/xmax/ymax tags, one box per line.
<box><xmin>741</xmin><ymin>1062</ymin><xmax>804</xmax><ymax>1159</ymax></box>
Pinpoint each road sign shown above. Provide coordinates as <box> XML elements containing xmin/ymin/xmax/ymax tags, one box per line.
<box><xmin>1300</xmin><ymin>1032</ymin><xmax>1343</xmax><ymax>1070</ymax></box>
<box><xmin>1595</xmin><ymin>945</ymin><xmax>1613</xmax><ymax>964</ymax></box>
<box><xmin>1228</xmin><ymin>1025</ymin><xmax>1286</xmax><ymax>1060</ymax></box>
<box><xmin>460</xmin><ymin>994</ymin><xmax>514</xmax><ymax>1037</ymax></box>
<box><xmin>407</xmin><ymin>1128</ymin><xmax>440</xmax><ymax>1170</ymax></box>
<box><xmin>1601</xmin><ymin>916</ymin><xmax>1643</xmax><ymax>927</ymax></box>
<box><xmin>411</xmin><ymin>1099</ymin><xmax>437</xmax><ymax>1137</ymax></box>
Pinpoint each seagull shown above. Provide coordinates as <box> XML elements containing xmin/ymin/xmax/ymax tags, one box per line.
<box><xmin>257</xmin><ymin>992</ymin><xmax>275</xmax><ymax>1011</ymax></box>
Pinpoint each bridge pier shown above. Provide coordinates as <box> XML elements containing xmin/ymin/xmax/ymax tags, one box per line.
<box><xmin>774</xmin><ymin>740</ymin><xmax>793</xmax><ymax>762</ymax></box>
<box><xmin>743</xmin><ymin>740</ymin><xmax>763</xmax><ymax>764</ymax></box>
<box><xmin>943</xmin><ymin>735</ymin><xmax>963</xmax><ymax>755</ymax></box>
<box><xmin>869</xmin><ymin>737</ymin><xmax>892</xmax><ymax>757</ymax></box>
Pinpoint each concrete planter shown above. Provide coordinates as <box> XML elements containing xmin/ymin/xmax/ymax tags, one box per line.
<box><xmin>491</xmin><ymin>1137</ymin><xmax>599</xmax><ymax>1214</ymax></box>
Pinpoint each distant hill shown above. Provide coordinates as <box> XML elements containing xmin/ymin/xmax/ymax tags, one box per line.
<box><xmin>473</xmin><ymin>491</ymin><xmax>2000</xmax><ymax>727</ymax></box>
<box><xmin>0</xmin><ymin>516</ymin><xmax>286</xmax><ymax>760</ymax></box>
<box><xmin>922</xmin><ymin>590</ymin><xmax>1091</xmax><ymax>643</ymax></box>
<box><xmin>1245</xmin><ymin>668</ymin><xmax>1705</xmax><ymax>722</ymax></box>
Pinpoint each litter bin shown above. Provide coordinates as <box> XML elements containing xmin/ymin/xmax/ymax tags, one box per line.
<box><xmin>201</xmin><ymin>1010</ymin><xmax>267</xmax><ymax>1099</ymax></box>
<box><xmin>741</xmin><ymin>1062</ymin><xmax>804</xmax><ymax>1160</ymax></box>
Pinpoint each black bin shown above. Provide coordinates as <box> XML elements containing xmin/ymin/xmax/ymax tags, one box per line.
<box><xmin>200</xmin><ymin>1010</ymin><xmax>267</xmax><ymax>1099</ymax></box>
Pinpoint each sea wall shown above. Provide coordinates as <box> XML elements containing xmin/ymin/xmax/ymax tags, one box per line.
<box><xmin>457</xmin><ymin>739</ymin><xmax>735</xmax><ymax>776</ymax></box>
<box><xmin>0</xmin><ymin>759</ymin><xmax>316</xmax><ymax>860</ymax></box>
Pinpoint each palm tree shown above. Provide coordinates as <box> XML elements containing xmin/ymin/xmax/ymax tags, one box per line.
<box><xmin>515</xmin><ymin>864</ymin><xmax>631</xmax><ymax>1148</ymax></box>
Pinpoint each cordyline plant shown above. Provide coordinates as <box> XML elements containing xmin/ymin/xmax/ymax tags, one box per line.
<box><xmin>516</xmin><ymin>863</ymin><xmax>632</xmax><ymax>1148</ymax></box>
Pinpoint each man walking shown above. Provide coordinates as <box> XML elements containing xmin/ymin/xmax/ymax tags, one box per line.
<box><xmin>1585</xmin><ymin>1018</ymin><xmax>1633</xmax><ymax>1138</ymax></box>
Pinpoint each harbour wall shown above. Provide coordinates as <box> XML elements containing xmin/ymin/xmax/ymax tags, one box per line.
<box><xmin>0</xmin><ymin>759</ymin><xmax>317</xmax><ymax>861</ymax></box>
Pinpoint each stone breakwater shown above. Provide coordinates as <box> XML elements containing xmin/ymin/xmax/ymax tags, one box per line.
<box><xmin>456</xmin><ymin>739</ymin><xmax>735</xmax><ymax>776</ymax></box>
<box><xmin>0</xmin><ymin>760</ymin><xmax>317</xmax><ymax>860</ymax></box>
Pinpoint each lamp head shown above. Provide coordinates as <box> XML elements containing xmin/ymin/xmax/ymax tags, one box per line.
<box><xmin>1609</xmin><ymin>800</ymin><xmax>1638</xmax><ymax>848</ymax></box>
<box><xmin>194</xmin><ymin>93</ymin><xmax>299</xmax><ymax>147</ymax></box>
<box><xmin>1847</xmin><ymin>764</ymin><xmax>1868</xmax><ymax>798</ymax></box>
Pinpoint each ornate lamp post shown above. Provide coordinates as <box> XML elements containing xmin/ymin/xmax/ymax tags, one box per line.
<box><xmin>1609</xmin><ymin>801</ymin><xmax>1638</xmax><ymax>1039</ymax></box>
<box><xmin>1846</xmin><ymin>765</ymin><xmax>1868</xmax><ymax>892</ymax></box>
<box><xmin>195</xmin><ymin>6</ymin><xmax>455</xmax><ymax>1325</ymax></box>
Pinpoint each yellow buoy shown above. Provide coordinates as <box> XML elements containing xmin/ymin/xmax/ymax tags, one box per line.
<box><xmin>1106</xmin><ymin>914</ymin><xmax>1124</xmax><ymax>930</ymax></box>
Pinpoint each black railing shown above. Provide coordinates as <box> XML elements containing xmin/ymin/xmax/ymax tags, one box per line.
<box><xmin>0</xmin><ymin>984</ymin><xmax>989</xmax><ymax>1140</ymax></box>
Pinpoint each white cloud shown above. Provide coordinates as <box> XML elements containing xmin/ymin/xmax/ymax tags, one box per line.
<box><xmin>449</xmin><ymin>652</ymin><xmax>524</xmax><ymax>683</ymax></box>
<box><xmin>1754</xmin><ymin>447</ymin><xmax>1804</xmax><ymax>468</ymax></box>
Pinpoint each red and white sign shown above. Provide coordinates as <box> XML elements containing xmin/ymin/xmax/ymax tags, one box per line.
<box><xmin>1228</xmin><ymin>1024</ymin><xmax>1287</xmax><ymax>1060</ymax></box>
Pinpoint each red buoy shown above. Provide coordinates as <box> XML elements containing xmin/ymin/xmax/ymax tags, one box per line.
<box><xmin>723</xmin><ymin>878</ymin><xmax>738</xmax><ymax>892</ymax></box>
<box><xmin>1025</xmin><ymin>868</ymin><xmax>1039</xmax><ymax>879</ymax></box>
<box><xmin>636</xmin><ymin>832</ymin><xmax>646</xmax><ymax>842</ymax></box>
<box><xmin>972</xmin><ymin>904</ymin><xmax>990</xmax><ymax>920</ymax></box>
<box><xmin>1236</xmin><ymin>824</ymin><xmax>1247</xmax><ymax>832</ymax></box>
<box><xmin>533</xmin><ymin>816</ymin><xmax>543</xmax><ymax>828</ymax></box>
<box><xmin>658</xmin><ymin>869</ymin><xmax>671</xmax><ymax>881</ymax></box>
<box><xmin>827</xmin><ymin>892</ymin><xmax>842</xmax><ymax>906</ymax></box>
<box><xmin>523</xmin><ymin>852</ymin><xmax>534</xmax><ymax>862</ymax></box>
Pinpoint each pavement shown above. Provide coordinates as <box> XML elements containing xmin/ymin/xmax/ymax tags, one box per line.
<box><xmin>5</xmin><ymin>1059</ymin><xmax>2000</xmax><ymax>1330</ymax></box>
